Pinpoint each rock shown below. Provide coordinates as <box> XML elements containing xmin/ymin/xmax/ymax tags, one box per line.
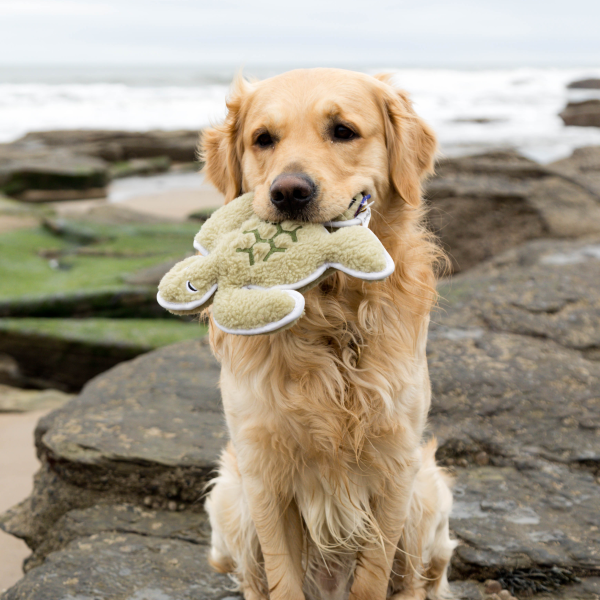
<box><xmin>109</xmin><ymin>156</ymin><xmax>172</xmax><ymax>179</ymax></box>
<box><xmin>429</xmin><ymin>327</ymin><xmax>600</xmax><ymax>470</ymax></box>
<box><xmin>567</xmin><ymin>78</ymin><xmax>600</xmax><ymax>89</ymax></box>
<box><xmin>80</xmin><ymin>203</ymin><xmax>176</xmax><ymax>225</ymax></box>
<box><xmin>1</xmin><ymin>532</ymin><xmax>233</xmax><ymax>600</ymax></box>
<box><xmin>25</xmin><ymin>503</ymin><xmax>210</xmax><ymax>571</ymax></box>
<box><xmin>549</xmin><ymin>146</ymin><xmax>600</xmax><ymax>198</ymax></box>
<box><xmin>0</xmin><ymin>353</ymin><xmax>22</xmax><ymax>387</ymax></box>
<box><xmin>559</xmin><ymin>100</ymin><xmax>600</xmax><ymax>127</ymax></box>
<box><xmin>426</xmin><ymin>151</ymin><xmax>600</xmax><ymax>272</ymax></box>
<box><xmin>436</xmin><ymin>237</ymin><xmax>600</xmax><ymax>359</ymax></box>
<box><xmin>430</xmin><ymin>239</ymin><xmax>600</xmax><ymax>467</ymax></box>
<box><xmin>452</xmin><ymin>580</ymin><xmax>484</xmax><ymax>600</ymax></box>
<box><xmin>0</xmin><ymin>289</ymin><xmax>164</xmax><ymax>319</ymax></box>
<box><xmin>450</xmin><ymin>465</ymin><xmax>600</xmax><ymax>580</ymax></box>
<box><xmin>0</xmin><ymin>340</ymin><xmax>223</xmax><ymax>549</ymax></box>
<box><xmin>3</xmin><ymin>237</ymin><xmax>600</xmax><ymax>597</ymax></box>
<box><xmin>0</xmin><ymin>318</ymin><xmax>206</xmax><ymax>391</ymax></box>
<box><xmin>484</xmin><ymin>580</ymin><xmax>502</xmax><ymax>594</ymax></box>
<box><xmin>452</xmin><ymin>118</ymin><xmax>506</xmax><ymax>124</ymax></box>
<box><xmin>42</xmin><ymin>216</ymin><xmax>103</xmax><ymax>244</ymax></box>
<box><xmin>0</xmin><ymin>385</ymin><xmax>72</xmax><ymax>413</ymax></box>
<box><xmin>0</xmin><ymin>147</ymin><xmax>109</xmax><ymax>201</ymax></box>
<box><xmin>15</xmin><ymin>130</ymin><xmax>201</xmax><ymax>163</ymax></box>
<box><xmin>0</xmin><ymin>195</ymin><xmax>46</xmax><ymax>233</ymax></box>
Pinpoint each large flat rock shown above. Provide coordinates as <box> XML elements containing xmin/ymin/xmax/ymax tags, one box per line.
<box><xmin>0</xmin><ymin>216</ymin><xmax>199</xmax><ymax>318</ymax></box>
<box><xmin>2</xmin><ymin>237</ymin><xmax>600</xmax><ymax>597</ymax></box>
<box><xmin>2</xmin><ymin>503</ymin><xmax>233</xmax><ymax>599</ymax></box>
<box><xmin>431</xmin><ymin>237</ymin><xmax>600</xmax><ymax>468</ymax></box>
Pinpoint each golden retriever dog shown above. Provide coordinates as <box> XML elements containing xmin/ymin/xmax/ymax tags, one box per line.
<box><xmin>202</xmin><ymin>69</ymin><xmax>456</xmax><ymax>600</ymax></box>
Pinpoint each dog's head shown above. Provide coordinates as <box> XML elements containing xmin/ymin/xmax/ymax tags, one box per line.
<box><xmin>201</xmin><ymin>68</ymin><xmax>436</xmax><ymax>223</ymax></box>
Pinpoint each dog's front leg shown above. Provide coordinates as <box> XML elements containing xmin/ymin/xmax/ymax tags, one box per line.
<box><xmin>243</xmin><ymin>474</ymin><xmax>306</xmax><ymax>600</ymax></box>
<box><xmin>349</xmin><ymin>461</ymin><xmax>420</xmax><ymax>600</ymax></box>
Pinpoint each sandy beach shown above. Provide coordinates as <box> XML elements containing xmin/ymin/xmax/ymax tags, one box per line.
<box><xmin>0</xmin><ymin>410</ymin><xmax>48</xmax><ymax>592</ymax></box>
<box><xmin>0</xmin><ymin>176</ymin><xmax>224</xmax><ymax>590</ymax></box>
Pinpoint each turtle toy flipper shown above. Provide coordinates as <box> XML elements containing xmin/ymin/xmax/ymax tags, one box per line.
<box><xmin>212</xmin><ymin>288</ymin><xmax>305</xmax><ymax>335</ymax></box>
<box><xmin>157</xmin><ymin>255</ymin><xmax>219</xmax><ymax>316</ymax></box>
<box><xmin>157</xmin><ymin>192</ymin><xmax>394</xmax><ymax>335</ymax></box>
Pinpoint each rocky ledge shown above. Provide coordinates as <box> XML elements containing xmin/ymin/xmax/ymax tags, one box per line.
<box><xmin>1</xmin><ymin>234</ymin><xmax>599</xmax><ymax>599</ymax></box>
<box><xmin>426</xmin><ymin>151</ymin><xmax>600</xmax><ymax>272</ymax></box>
<box><xmin>0</xmin><ymin>130</ymin><xmax>201</xmax><ymax>202</ymax></box>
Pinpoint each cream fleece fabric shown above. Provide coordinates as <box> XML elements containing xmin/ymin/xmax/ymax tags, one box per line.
<box><xmin>157</xmin><ymin>192</ymin><xmax>394</xmax><ymax>335</ymax></box>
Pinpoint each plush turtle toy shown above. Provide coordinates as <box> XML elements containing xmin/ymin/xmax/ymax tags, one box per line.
<box><xmin>157</xmin><ymin>192</ymin><xmax>394</xmax><ymax>335</ymax></box>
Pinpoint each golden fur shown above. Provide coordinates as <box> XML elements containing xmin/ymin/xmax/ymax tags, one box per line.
<box><xmin>201</xmin><ymin>69</ymin><xmax>456</xmax><ymax>600</ymax></box>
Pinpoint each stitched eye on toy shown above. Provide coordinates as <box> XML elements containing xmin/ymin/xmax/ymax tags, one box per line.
<box><xmin>255</xmin><ymin>131</ymin><xmax>274</xmax><ymax>148</ymax></box>
<box><xmin>332</xmin><ymin>124</ymin><xmax>357</xmax><ymax>141</ymax></box>
<box><xmin>186</xmin><ymin>281</ymin><xmax>198</xmax><ymax>293</ymax></box>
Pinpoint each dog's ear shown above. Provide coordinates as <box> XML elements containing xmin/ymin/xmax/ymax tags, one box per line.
<box><xmin>200</xmin><ymin>74</ymin><xmax>251</xmax><ymax>203</ymax></box>
<box><xmin>374</xmin><ymin>73</ymin><xmax>437</xmax><ymax>208</ymax></box>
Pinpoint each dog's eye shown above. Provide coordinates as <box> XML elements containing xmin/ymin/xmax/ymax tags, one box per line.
<box><xmin>255</xmin><ymin>132</ymin><xmax>274</xmax><ymax>148</ymax></box>
<box><xmin>333</xmin><ymin>125</ymin><xmax>357</xmax><ymax>141</ymax></box>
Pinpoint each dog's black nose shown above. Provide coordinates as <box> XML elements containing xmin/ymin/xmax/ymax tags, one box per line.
<box><xmin>270</xmin><ymin>173</ymin><xmax>316</xmax><ymax>215</ymax></box>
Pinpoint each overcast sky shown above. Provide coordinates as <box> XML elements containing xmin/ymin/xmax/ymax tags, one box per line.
<box><xmin>1</xmin><ymin>0</ymin><xmax>599</xmax><ymax>68</ymax></box>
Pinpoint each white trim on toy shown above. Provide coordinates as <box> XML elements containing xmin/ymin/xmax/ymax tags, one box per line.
<box><xmin>156</xmin><ymin>283</ymin><xmax>218</xmax><ymax>312</ymax></box>
<box><xmin>194</xmin><ymin>241</ymin><xmax>210</xmax><ymax>255</ymax></box>
<box><xmin>323</xmin><ymin>205</ymin><xmax>372</xmax><ymax>228</ymax></box>
<box><xmin>212</xmin><ymin>290</ymin><xmax>306</xmax><ymax>336</ymax></box>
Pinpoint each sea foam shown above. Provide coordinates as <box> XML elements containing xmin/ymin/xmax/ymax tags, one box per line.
<box><xmin>2</xmin><ymin>66</ymin><xmax>600</xmax><ymax>163</ymax></box>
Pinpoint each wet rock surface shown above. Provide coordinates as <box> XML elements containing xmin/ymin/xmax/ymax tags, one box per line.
<box><xmin>426</xmin><ymin>151</ymin><xmax>600</xmax><ymax>272</ymax></box>
<box><xmin>2</xmin><ymin>237</ymin><xmax>600</xmax><ymax>598</ymax></box>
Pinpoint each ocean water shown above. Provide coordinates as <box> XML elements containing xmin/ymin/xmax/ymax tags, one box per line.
<box><xmin>1</xmin><ymin>65</ymin><xmax>600</xmax><ymax>163</ymax></box>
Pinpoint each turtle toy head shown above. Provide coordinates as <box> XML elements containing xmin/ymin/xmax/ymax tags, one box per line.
<box><xmin>157</xmin><ymin>192</ymin><xmax>393</xmax><ymax>335</ymax></box>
